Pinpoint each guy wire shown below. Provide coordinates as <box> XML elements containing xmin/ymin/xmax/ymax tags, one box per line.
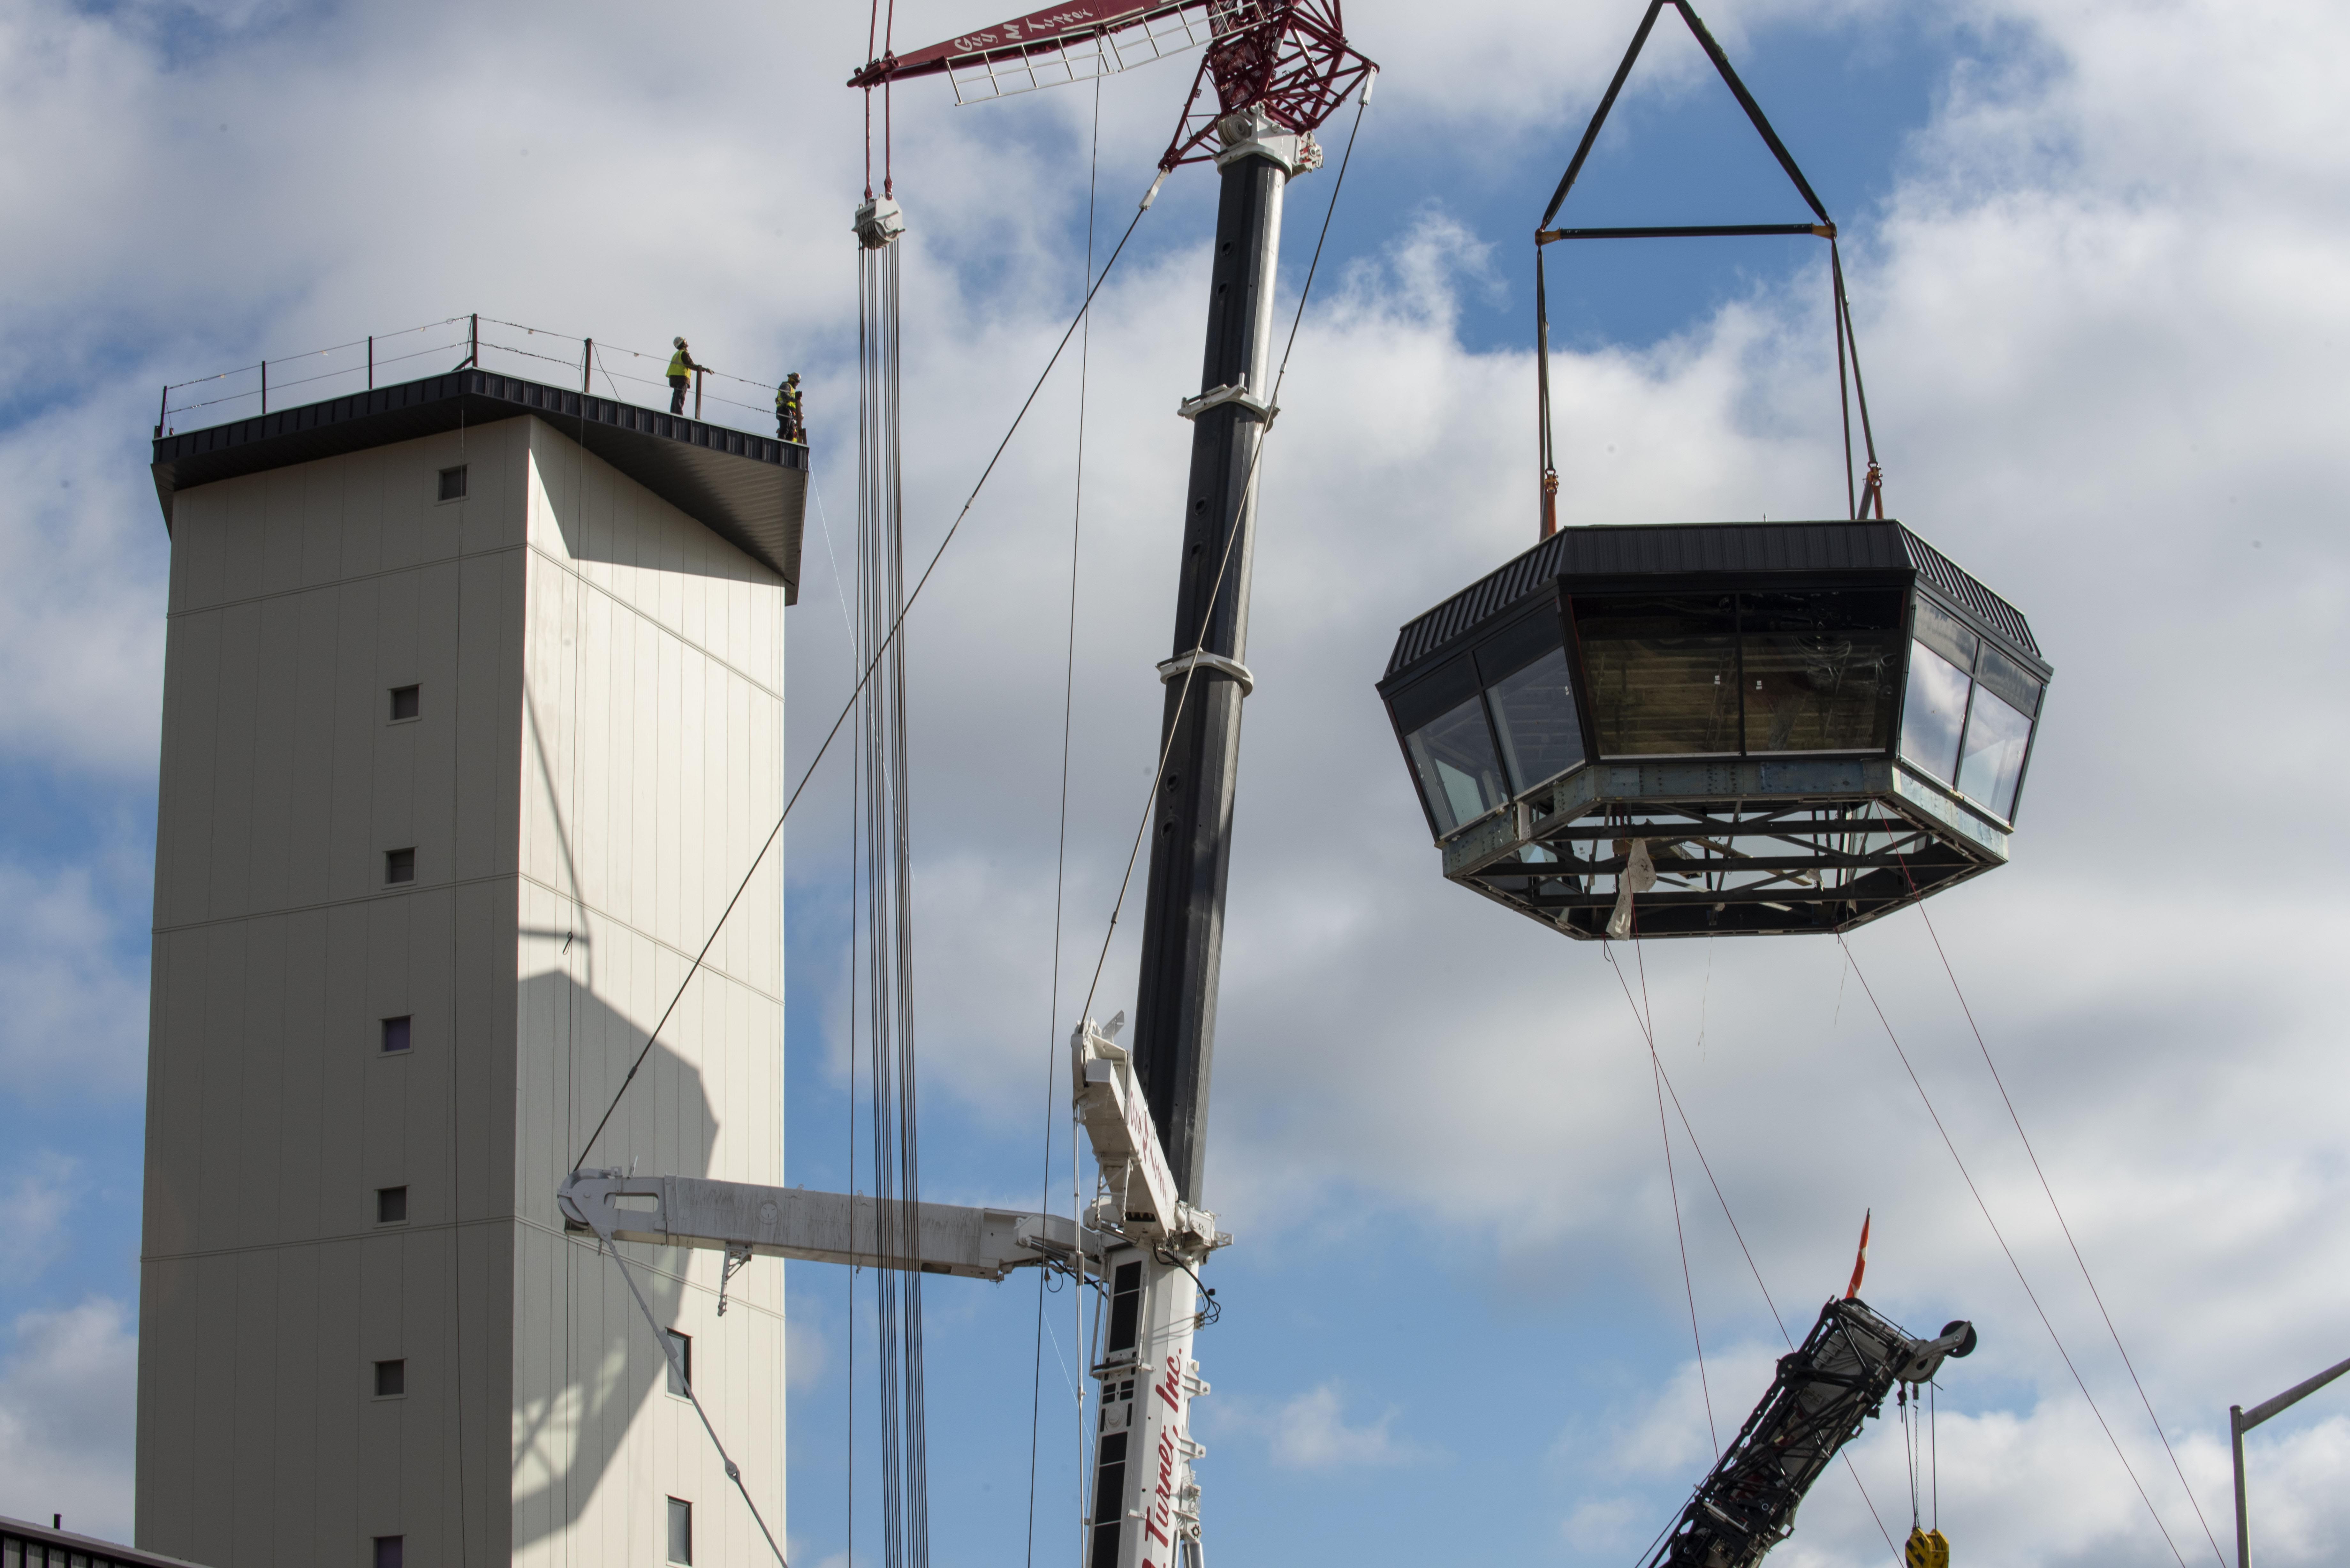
<box><xmin>1029</xmin><ymin>68</ymin><xmax>1105</xmax><ymax>1568</ymax></box>
<box><xmin>1077</xmin><ymin>86</ymin><xmax>1371</xmax><ymax>1028</ymax></box>
<box><xmin>1603</xmin><ymin>943</ymin><xmax>1900</xmax><ymax>1558</ymax></box>
<box><xmin>569</xmin><ymin>185</ymin><xmax>1158</xmax><ymax>1174</ymax></box>
<box><xmin>1837</xmin><ymin>934</ymin><xmax>2190</xmax><ymax>1567</ymax></box>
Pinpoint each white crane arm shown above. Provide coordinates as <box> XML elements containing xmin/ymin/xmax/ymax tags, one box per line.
<box><xmin>557</xmin><ymin>1171</ymin><xmax>1091</xmax><ymax>1282</ymax></box>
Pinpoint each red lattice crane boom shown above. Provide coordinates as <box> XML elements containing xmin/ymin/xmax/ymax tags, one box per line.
<box><xmin>850</xmin><ymin>0</ymin><xmax>1371</xmax><ymax>169</ymax></box>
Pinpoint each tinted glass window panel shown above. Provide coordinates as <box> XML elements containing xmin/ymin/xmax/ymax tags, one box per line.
<box><xmin>1404</xmin><ymin>695</ymin><xmax>1507</xmax><ymax>835</ymax></box>
<box><xmin>1900</xmin><ymin>641</ymin><xmax>1970</xmax><ymax>784</ymax></box>
<box><xmin>1740</xmin><ymin>591</ymin><xmax>1903</xmax><ymax>753</ymax></box>
<box><xmin>1471</xmin><ymin>608</ymin><xmax>1564</xmax><ymax>688</ymax></box>
<box><xmin>667</xmin><ymin>1497</ymin><xmax>693</xmax><ymax>1565</ymax></box>
<box><xmin>1485</xmin><ymin>647</ymin><xmax>1585</xmax><ymax>793</ymax></box>
<box><xmin>1911</xmin><ymin>596</ymin><xmax>1979</xmax><ymax>674</ymax></box>
<box><xmin>1957</xmin><ymin>684</ymin><xmax>2033</xmax><ymax>819</ymax></box>
<box><xmin>1574</xmin><ymin>595</ymin><xmax>1739</xmax><ymax>757</ymax></box>
<box><xmin>1973</xmin><ymin>642</ymin><xmax>2043</xmax><ymax>718</ymax></box>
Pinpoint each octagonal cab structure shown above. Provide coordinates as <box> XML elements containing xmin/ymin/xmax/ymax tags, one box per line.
<box><xmin>1378</xmin><ymin>520</ymin><xmax>2051</xmax><ymax>938</ymax></box>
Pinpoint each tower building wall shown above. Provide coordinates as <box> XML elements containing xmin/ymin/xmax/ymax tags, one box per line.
<box><xmin>138</xmin><ymin>412</ymin><xmax>786</xmax><ymax>1568</ymax></box>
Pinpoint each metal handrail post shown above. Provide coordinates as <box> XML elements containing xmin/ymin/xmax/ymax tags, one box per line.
<box><xmin>582</xmin><ymin>338</ymin><xmax>593</xmax><ymax>394</ymax></box>
<box><xmin>470</xmin><ymin>313</ymin><xmax>480</xmax><ymax>368</ymax></box>
<box><xmin>694</xmin><ymin>368</ymin><xmax>704</xmax><ymax>420</ymax></box>
<box><xmin>260</xmin><ymin>360</ymin><xmax>267</xmax><ymax>415</ymax></box>
<box><xmin>2231</xmin><ymin>1405</ymin><xmax>2248</xmax><ymax>1568</ymax></box>
<box><xmin>156</xmin><ymin>383</ymin><xmax>167</xmax><ymax>438</ymax></box>
<box><xmin>367</xmin><ymin>335</ymin><xmax>374</xmax><ymax>389</ymax></box>
<box><xmin>2231</xmin><ymin>1352</ymin><xmax>2350</xmax><ymax>1568</ymax></box>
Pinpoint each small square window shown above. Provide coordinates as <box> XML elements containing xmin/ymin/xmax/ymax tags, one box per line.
<box><xmin>374</xmin><ymin>1359</ymin><xmax>405</xmax><ymax>1398</ymax></box>
<box><xmin>376</xmin><ymin>1186</ymin><xmax>408</xmax><ymax>1224</ymax></box>
<box><xmin>385</xmin><ymin>848</ymin><xmax>415</xmax><ymax>885</ymax></box>
<box><xmin>437</xmin><ymin>465</ymin><xmax>467</xmax><ymax>502</ymax></box>
<box><xmin>373</xmin><ymin>1537</ymin><xmax>404</xmax><ymax>1568</ymax></box>
<box><xmin>665</xmin><ymin>1329</ymin><xmax>692</xmax><ymax>1399</ymax></box>
<box><xmin>381</xmin><ymin>1015</ymin><xmax>412</xmax><ymax>1054</ymax></box>
<box><xmin>666</xmin><ymin>1497</ymin><xmax>693</xmax><ymax>1565</ymax></box>
<box><xmin>389</xmin><ymin>685</ymin><xmax>420</xmax><ymax>722</ymax></box>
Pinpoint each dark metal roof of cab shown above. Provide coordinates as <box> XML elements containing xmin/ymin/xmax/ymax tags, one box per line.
<box><xmin>151</xmin><ymin>368</ymin><xmax>808</xmax><ymax>601</ymax></box>
<box><xmin>1384</xmin><ymin>519</ymin><xmax>2042</xmax><ymax>683</ymax></box>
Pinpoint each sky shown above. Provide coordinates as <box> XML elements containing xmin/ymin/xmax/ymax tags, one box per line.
<box><xmin>2</xmin><ymin>0</ymin><xmax>2347</xmax><ymax>1564</ymax></box>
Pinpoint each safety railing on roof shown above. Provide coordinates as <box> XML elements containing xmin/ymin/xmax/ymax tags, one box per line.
<box><xmin>154</xmin><ymin>313</ymin><xmax>798</xmax><ymax>442</ymax></box>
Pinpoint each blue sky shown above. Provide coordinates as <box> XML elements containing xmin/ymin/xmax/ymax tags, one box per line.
<box><xmin>4</xmin><ymin>1</ymin><xmax>2350</xmax><ymax>1564</ymax></box>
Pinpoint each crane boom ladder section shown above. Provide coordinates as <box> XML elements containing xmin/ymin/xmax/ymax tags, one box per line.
<box><xmin>847</xmin><ymin>0</ymin><xmax>1220</xmax><ymax>105</ymax></box>
<box><xmin>1645</xmin><ymin>1298</ymin><xmax>1976</xmax><ymax>1568</ymax></box>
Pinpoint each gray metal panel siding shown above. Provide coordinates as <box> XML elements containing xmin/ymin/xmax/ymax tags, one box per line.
<box><xmin>140</xmin><ymin>413</ymin><xmax>785</xmax><ymax>1568</ymax></box>
<box><xmin>139</xmin><ymin>423</ymin><xmax>530</xmax><ymax>1568</ymax></box>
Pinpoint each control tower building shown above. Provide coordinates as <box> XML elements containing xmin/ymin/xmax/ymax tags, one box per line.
<box><xmin>136</xmin><ymin>365</ymin><xmax>805</xmax><ymax>1568</ymax></box>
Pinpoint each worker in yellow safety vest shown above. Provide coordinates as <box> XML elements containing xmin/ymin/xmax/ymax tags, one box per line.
<box><xmin>667</xmin><ymin>338</ymin><xmax>706</xmax><ymax>414</ymax></box>
<box><xmin>776</xmin><ymin>373</ymin><xmax>804</xmax><ymax>443</ymax></box>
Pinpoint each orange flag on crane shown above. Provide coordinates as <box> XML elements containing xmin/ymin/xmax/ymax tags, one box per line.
<box><xmin>1845</xmin><ymin>1210</ymin><xmax>1871</xmax><ymax>1299</ymax></box>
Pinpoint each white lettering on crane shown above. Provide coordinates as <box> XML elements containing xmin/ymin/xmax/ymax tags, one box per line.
<box><xmin>1120</xmin><ymin>1077</ymin><xmax>1179</xmax><ymax>1228</ymax></box>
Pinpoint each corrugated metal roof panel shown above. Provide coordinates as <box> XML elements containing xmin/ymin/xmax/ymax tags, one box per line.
<box><xmin>1384</xmin><ymin>520</ymin><xmax>2040</xmax><ymax>681</ymax></box>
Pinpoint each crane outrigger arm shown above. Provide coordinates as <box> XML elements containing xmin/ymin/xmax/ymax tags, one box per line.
<box><xmin>557</xmin><ymin>1171</ymin><xmax>1092</xmax><ymax>1282</ymax></box>
<box><xmin>554</xmin><ymin>1020</ymin><xmax>1221</xmax><ymax>1284</ymax></box>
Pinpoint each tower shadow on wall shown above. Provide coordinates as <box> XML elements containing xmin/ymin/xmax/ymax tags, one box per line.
<box><xmin>508</xmin><ymin>967</ymin><xmax>722</xmax><ymax>1551</ymax></box>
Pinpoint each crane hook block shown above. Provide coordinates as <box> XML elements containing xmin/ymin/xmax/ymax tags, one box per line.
<box><xmin>1904</xmin><ymin>1528</ymin><xmax>1950</xmax><ymax>1568</ymax></box>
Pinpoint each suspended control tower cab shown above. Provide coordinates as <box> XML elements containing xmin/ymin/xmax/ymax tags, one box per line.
<box><xmin>1384</xmin><ymin>0</ymin><xmax>2055</xmax><ymax>938</ymax></box>
<box><xmin>1378</xmin><ymin>519</ymin><xmax>2051</xmax><ymax>938</ymax></box>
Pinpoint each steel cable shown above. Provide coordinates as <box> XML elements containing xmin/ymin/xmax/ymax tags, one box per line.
<box><xmin>1905</xmin><ymin>897</ymin><xmax>2229</xmax><ymax>1565</ymax></box>
<box><xmin>566</xmin><ymin>189</ymin><xmax>1156</xmax><ymax>1177</ymax></box>
<box><xmin>1836</xmin><ymin>935</ymin><xmax>2191</xmax><ymax>1567</ymax></box>
<box><xmin>1603</xmin><ymin>945</ymin><xmax>1904</xmax><ymax>1561</ymax></box>
<box><xmin>1028</xmin><ymin>67</ymin><xmax>1106</xmax><ymax>1568</ymax></box>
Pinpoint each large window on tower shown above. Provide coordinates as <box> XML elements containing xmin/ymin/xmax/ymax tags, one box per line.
<box><xmin>1899</xmin><ymin>596</ymin><xmax>2042</xmax><ymax>822</ymax></box>
<box><xmin>1393</xmin><ymin>658</ymin><xmax>1508</xmax><ymax>837</ymax></box>
<box><xmin>1389</xmin><ymin>605</ymin><xmax>1585</xmax><ymax>839</ymax></box>
<box><xmin>1738</xmin><ymin>590</ymin><xmax>1902</xmax><ymax>753</ymax></box>
<box><xmin>1574</xmin><ymin>593</ymin><xmax>1741</xmax><ymax>757</ymax></box>
<box><xmin>1477</xmin><ymin>611</ymin><xmax>1586</xmax><ymax>794</ymax></box>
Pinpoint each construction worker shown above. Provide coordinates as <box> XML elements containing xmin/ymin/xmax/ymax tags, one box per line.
<box><xmin>776</xmin><ymin>373</ymin><xmax>805</xmax><ymax>443</ymax></box>
<box><xmin>667</xmin><ymin>337</ymin><xmax>705</xmax><ymax>415</ymax></box>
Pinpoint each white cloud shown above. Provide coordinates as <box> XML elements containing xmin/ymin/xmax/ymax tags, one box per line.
<box><xmin>0</xmin><ymin>1298</ymin><xmax>138</xmax><ymax>1544</ymax></box>
<box><xmin>1225</xmin><ymin>1380</ymin><xmax>1436</xmax><ymax>1472</ymax></box>
<box><xmin>0</xmin><ymin>861</ymin><xmax>149</xmax><ymax>1098</ymax></box>
<box><xmin>0</xmin><ymin>1154</ymin><xmax>80</xmax><ymax>1277</ymax></box>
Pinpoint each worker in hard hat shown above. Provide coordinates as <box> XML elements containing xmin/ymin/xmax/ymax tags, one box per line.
<box><xmin>776</xmin><ymin>373</ymin><xmax>805</xmax><ymax>443</ymax></box>
<box><xmin>666</xmin><ymin>337</ymin><xmax>706</xmax><ymax>415</ymax></box>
